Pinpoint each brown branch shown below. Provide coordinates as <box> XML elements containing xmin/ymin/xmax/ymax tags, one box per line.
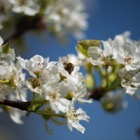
<box><xmin>0</xmin><ymin>99</ymin><xmax>31</xmax><ymax>112</ymax></box>
<box><xmin>4</xmin><ymin>14</ymin><xmax>46</xmax><ymax>44</ymax></box>
<box><xmin>87</xmin><ymin>87</ymin><xmax>106</xmax><ymax>100</ymax></box>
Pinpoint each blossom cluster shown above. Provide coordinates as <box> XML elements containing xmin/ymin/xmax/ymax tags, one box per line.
<box><xmin>0</xmin><ymin>36</ymin><xmax>90</xmax><ymax>133</ymax></box>
<box><xmin>76</xmin><ymin>32</ymin><xmax>140</xmax><ymax>113</ymax></box>
<box><xmin>1</xmin><ymin>30</ymin><xmax>140</xmax><ymax>133</ymax></box>
<box><xmin>0</xmin><ymin>0</ymin><xmax>88</xmax><ymax>39</ymax></box>
<box><xmin>87</xmin><ymin>32</ymin><xmax>140</xmax><ymax>96</ymax></box>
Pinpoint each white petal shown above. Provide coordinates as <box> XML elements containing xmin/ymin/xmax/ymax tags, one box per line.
<box><xmin>102</xmin><ymin>41</ymin><xmax>112</xmax><ymax>56</ymax></box>
<box><xmin>0</xmin><ymin>36</ymin><xmax>3</xmax><ymax>46</ymax></box>
<box><xmin>16</xmin><ymin>56</ymin><xmax>26</xmax><ymax>68</ymax></box>
<box><xmin>76</xmin><ymin>108</ymin><xmax>90</xmax><ymax>122</ymax></box>
<box><xmin>88</xmin><ymin>47</ymin><xmax>102</xmax><ymax>61</ymax></box>
<box><xmin>125</xmin><ymin>86</ymin><xmax>137</xmax><ymax>95</ymax></box>
<box><xmin>71</xmin><ymin>121</ymin><xmax>85</xmax><ymax>134</ymax></box>
<box><xmin>9</xmin><ymin>109</ymin><xmax>24</xmax><ymax>124</ymax></box>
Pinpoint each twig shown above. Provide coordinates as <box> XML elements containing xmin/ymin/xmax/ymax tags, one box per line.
<box><xmin>4</xmin><ymin>14</ymin><xmax>46</xmax><ymax>44</ymax></box>
<box><xmin>87</xmin><ymin>87</ymin><xmax>106</xmax><ymax>100</ymax></box>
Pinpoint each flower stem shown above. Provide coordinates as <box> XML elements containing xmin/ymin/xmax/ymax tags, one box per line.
<box><xmin>0</xmin><ymin>80</ymin><xmax>9</xmax><ymax>84</ymax></box>
<box><xmin>105</xmin><ymin>66</ymin><xmax>109</xmax><ymax>88</ymax></box>
<box><xmin>36</xmin><ymin>110</ymin><xmax>66</xmax><ymax>118</ymax></box>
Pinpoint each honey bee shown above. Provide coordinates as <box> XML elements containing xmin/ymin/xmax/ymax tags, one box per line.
<box><xmin>63</xmin><ymin>62</ymin><xmax>74</xmax><ymax>74</ymax></box>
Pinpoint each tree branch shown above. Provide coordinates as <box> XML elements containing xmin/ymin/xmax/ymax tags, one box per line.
<box><xmin>4</xmin><ymin>14</ymin><xmax>46</xmax><ymax>44</ymax></box>
<box><xmin>87</xmin><ymin>87</ymin><xmax>106</xmax><ymax>100</ymax></box>
<box><xmin>0</xmin><ymin>99</ymin><xmax>31</xmax><ymax>112</ymax></box>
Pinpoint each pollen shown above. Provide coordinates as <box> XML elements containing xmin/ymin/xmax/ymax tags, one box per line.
<box><xmin>67</xmin><ymin>105</ymin><xmax>78</xmax><ymax>122</ymax></box>
<box><xmin>49</xmin><ymin>92</ymin><xmax>59</xmax><ymax>101</ymax></box>
<box><xmin>124</xmin><ymin>56</ymin><xmax>133</xmax><ymax>64</ymax></box>
<box><xmin>28</xmin><ymin>78</ymin><xmax>41</xmax><ymax>89</ymax></box>
<box><xmin>100</xmin><ymin>55</ymin><xmax>113</xmax><ymax>66</ymax></box>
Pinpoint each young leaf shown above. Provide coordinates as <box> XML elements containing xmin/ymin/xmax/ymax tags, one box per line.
<box><xmin>77</xmin><ymin>40</ymin><xmax>100</xmax><ymax>57</ymax></box>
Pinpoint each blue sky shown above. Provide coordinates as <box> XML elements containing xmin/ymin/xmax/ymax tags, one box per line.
<box><xmin>0</xmin><ymin>0</ymin><xmax>140</xmax><ymax>140</ymax></box>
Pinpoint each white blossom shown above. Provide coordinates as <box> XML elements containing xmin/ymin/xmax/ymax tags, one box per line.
<box><xmin>9</xmin><ymin>108</ymin><xmax>25</xmax><ymax>124</ymax></box>
<box><xmin>0</xmin><ymin>36</ymin><xmax>3</xmax><ymax>45</ymax></box>
<box><xmin>0</xmin><ymin>64</ymin><xmax>15</xmax><ymax>96</ymax></box>
<box><xmin>17</xmin><ymin>55</ymin><xmax>49</xmax><ymax>77</ymax></box>
<box><xmin>109</xmin><ymin>32</ymin><xmax>140</xmax><ymax>70</ymax></box>
<box><xmin>26</xmin><ymin>60</ymin><xmax>59</xmax><ymax>94</ymax></box>
<box><xmin>88</xmin><ymin>41</ymin><xmax>114</xmax><ymax>66</ymax></box>
<box><xmin>66</xmin><ymin>73</ymin><xmax>92</xmax><ymax>103</ymax></box>
<box><xmin>8</xmin><ymin>0</ymin><xmax>40</xmax><ymax>16</ymax></box>
<box><xmin>44</xmin><ymin>0</ymin><xmax>88</xmax><ymax>39</ymax></box>
<box><xmin>1</xmin><ymin>0</ymin><xmax>88</xmax><ymax>39</ymax></box>
<box><xmin>11</xmin><ymin>63</ymin><xmax>27</xmax><ymax>100</ymax></box>
<box><xmin>118</xmin><ymin>68</ymin><xmax>140</xmax><ymax>95</ymax></box>
<box><xmin>41</xmin><ymin>61</ymin><xmax>60</xmax><ymax>86</ymax></box>
<box><xmin>0</xmin><ymin>37</ymin><xmax>15</xmax><ymax>63</ymax></box>
<box><xmin>17</xmin><ymin>55</ymin><xmax>49</xmax><ymax>94</ymax></box>
<box><xmin>113</xmin><ymin>41</ymin><xmax>140</xmax><ymax>70</ymax></box>
<box><xmin>0</xmin><ymin>62</ymin><xmax>26</xmax><ymax>100</ymax></box>
<box><xmin>66</xmin><ymin>101</ymin><xmax>89</xmax><ymax>133</ymax></box>
<box><xmin>26</xmin><ymin>77</ymin><xmax>43</xmax><ymax>94</ymax></box>
<box><xmin>57</xmin><ymin>55</ymin><xmax>80</xmax><ymax>77</ymax></box>
<box><xmin>100</xmin><ymin>91</ymin><xmax>127</xmax><ymax>113</ymax></box>
<box><xmin>77</xmin><ymin>51</ymin><xmax>88</xmax><ymax>65</ymax></box>
<box><xmin>110</xmin><ymin>31</ymin><xmax>131</xmax><ymax>48</ymax></box>
<box><xmin>42</xmin><ymin>83</ymin><xmax>70</xmax><ymax>113</ymax></box>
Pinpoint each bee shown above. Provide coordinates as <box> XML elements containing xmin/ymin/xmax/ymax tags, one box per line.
<box><xmin>63</xmin><ymin>62</ymin><xmax>74</xmax><ymax>75</ymax></box>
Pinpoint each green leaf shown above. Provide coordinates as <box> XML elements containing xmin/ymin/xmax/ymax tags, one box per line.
<box><xmin>77</xmin><ymin>40</ymin><xmax>100</xmax><ymax>57</ymax></box>
<box><xmin>2</xmin><ymin>42</ymin><xmax>10</xmax><ymax>54</ymax></box>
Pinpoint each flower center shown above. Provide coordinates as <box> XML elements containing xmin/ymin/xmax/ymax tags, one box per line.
<box><xmin>49</xmin><ymin>92</ymin><xmax>59</xmax><ymax>102</ymax></box>
<box><xmin>124</xmin><ymin>55</ymin><xmax>133</xmax><ymax>64</ymax></box>
<box><xmin>67</xmin><ymin>106</ymin><xmax>78</xmax><ymax>122</ymax></box>
<box><xmin>28</xmin><ymin>78</ymin><xmax>42</xmax><ymax>89</ymax></box>
<box><xmin>122</xmin><ymin>73</ymin><xmax>133</xmax><ymax>86</ymax></box>
<box><xmin>100</xmin><ymin>55</ymin><xmax>113</xmax><ymax>66</ymax></box>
